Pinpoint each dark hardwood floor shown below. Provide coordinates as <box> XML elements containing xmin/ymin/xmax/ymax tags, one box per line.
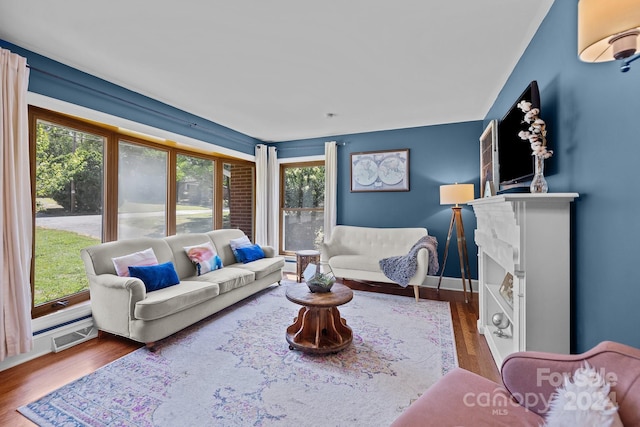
<box><xmin>1</xmin><ymin>274</ymin><xmax>499</xmax><ymax>426</ymax></box>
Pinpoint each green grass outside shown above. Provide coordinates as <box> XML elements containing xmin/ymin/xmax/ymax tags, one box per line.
<box><xmin>34</xmin><ymin>227</ymin><xmax>100</xmax><ymax>305</ymax></box>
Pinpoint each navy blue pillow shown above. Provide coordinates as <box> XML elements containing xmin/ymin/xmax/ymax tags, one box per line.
<box><xmin>128</xmin><ymin>261</ymin><xmax>180</xmax><ymax>292</ymax></box>
<box><xmin>235</xmin><ymin>244</ymin><xmax>265</xmax><ymax>263</ymax></box>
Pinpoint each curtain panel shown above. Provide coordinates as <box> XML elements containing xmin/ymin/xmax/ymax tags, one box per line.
<box><xmin>267</xmin><ymin>146</ymin><xmax>278</xmax><ymax>250</ymax></box>
<box><xmin>324</xmin><ymin>141</ymin><xmax>337</xmax><ymax>242</ymax></box>
<box><xmin>254</xmin><ymin>144</ymin><xmax>268</xmax><ymax>246</ymax></box>
<box><xmin>0</xmin><ymin>48</ymin><xmax>33</xmax><ymax>361</ymax></box>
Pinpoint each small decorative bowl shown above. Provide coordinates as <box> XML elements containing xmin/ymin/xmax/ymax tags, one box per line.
<box><xmin>307</xmin><ymin>281</ymin><xmax>334</xmax><ymax>293</ymax></box>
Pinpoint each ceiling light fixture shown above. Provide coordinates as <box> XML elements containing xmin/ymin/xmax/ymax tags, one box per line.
<box><xmin>578</xmin><ymin>0</ymin><xmax>640</xmax><ymax>72</ymax></box>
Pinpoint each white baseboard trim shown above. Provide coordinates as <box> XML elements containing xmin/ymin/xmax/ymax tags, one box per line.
<box><xmin>284</xmin><ymin>266</ymin><xmax>477</xmax><ymax>294</ymax></box>
<box><xmin>0</xmin><ymin>302</ymin><xmax>95</xmax><ymax>372</ymax></box>
<box><xmin>283</xmin><ymin>256</ymin><xmax>477</xmax><ymax>293</ymax></box>
<box><xmin>423</xmin><ymin>275</ymin><xmax>479</xmax><ymax>293</ymax></box>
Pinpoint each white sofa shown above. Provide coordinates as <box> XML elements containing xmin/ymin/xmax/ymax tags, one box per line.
<box><xmin>81</xmin><ymin>229</ymin><xmax>284</xmax><ymax>348</ymax></box>
<box><xmin>321</xmin><ymin>225</ymin><xmax>432</xmax><ymax>302</ymax></box>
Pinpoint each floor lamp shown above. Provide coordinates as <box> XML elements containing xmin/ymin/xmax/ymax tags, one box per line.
<box><xmin>437</xmin><ymin>183</ymin><xmax>474</xmax><ymax>303</ymax></box>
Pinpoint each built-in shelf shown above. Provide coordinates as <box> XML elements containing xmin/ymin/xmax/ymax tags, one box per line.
<box><xmin>469</xmin><ymin>193</ymin><xmax>578</xmax><ymax>369</ymax></box>
<box><xmin>485</xmin><ymin>283</ymin><xmax>513</xmax><ymax>323</ymax></box>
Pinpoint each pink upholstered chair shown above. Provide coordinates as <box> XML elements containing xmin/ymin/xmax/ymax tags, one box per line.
<box><xmin>391</xmin><ymin>341</ymin><xmax>640</xmax><ymax>426</ymax></box>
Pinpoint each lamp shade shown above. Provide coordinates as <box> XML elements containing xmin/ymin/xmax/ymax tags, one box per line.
<box><xmin>578</xmin><ymin>0</ymin><xmax>640</xmax><ymax>62</ymax></box>
<box><xmin>440</xmin><ymin>183</ymin><xmax>474</xmax><ymax>206</ymax></box>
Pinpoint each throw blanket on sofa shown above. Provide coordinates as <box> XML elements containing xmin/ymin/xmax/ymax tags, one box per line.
<box><xmin>379</xmin><ymin>235</ymin><xmax>439</xmax><ymax>287</ymax></box>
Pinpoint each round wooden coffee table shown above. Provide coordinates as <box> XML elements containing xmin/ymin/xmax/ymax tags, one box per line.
<box><xmin>285</xmin><ymin>282</ymin><xmax>353</xmax><ymax>354</ymax></box>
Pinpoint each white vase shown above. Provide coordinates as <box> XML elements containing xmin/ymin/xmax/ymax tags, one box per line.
<box><xmin>530</xmin><ymin>155</ymin><xmax>548</xmax><ymax>193</ymax></box>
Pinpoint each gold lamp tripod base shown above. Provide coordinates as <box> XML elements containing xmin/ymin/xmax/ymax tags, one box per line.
<box><xmin>437</xmin><ymin>206</ymin><xmax>473</xmax><ymax>303</ymax></box>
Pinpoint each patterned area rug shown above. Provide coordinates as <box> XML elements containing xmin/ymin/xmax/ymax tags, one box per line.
<box><xmin>19</xmin><ymin>280</ymin><xmax>457</xmax><ymax>426</ymax></box>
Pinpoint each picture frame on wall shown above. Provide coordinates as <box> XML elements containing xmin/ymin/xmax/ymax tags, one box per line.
<box><xmin>350</xmin><ymin>149</ymin><xmax>409</xmax><ymax>192</ymax></box>
<box><xmin>479</xmin><ymin>120</ymin><xmax>499</xmax><ymax>197</ymax></box>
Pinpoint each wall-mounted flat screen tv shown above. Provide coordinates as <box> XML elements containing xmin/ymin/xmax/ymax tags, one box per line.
<box><xmin>497</xmin><ymin>80</ymin><xmax>541</xmax><ymax>187</ymax></box>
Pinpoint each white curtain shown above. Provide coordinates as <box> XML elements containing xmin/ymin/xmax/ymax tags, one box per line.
<box><xmin>324</xmin><ymin>141</ymin><xmax>337</xmax><ymax>242</ymax></box>
<box><xmin>254</xmin><ymin>144</ymin><xmax>268</xmax><ymax>245</ymax></box>
<box><xmin>0</xmin><ymin>48</ymin><xmax>33</xmax><ymax>361</ymax></box>
<box><xmin>267</xmin><ymin>146</ymin><xmax>279</xmax><ymax>251</ymax></box>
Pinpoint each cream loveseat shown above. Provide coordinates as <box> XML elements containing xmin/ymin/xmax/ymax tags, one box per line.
<box><xmin>81</xmin><ymin>229</ymin><xmax>284</xmax><ymax>348</ymax></box>
<box><xmin>321</xmin><ymin>225</ymin><xmax>435</xmax><ymax>302</ymax></box>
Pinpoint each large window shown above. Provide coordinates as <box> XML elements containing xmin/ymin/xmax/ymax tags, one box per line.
<box><xmin>33</xmin><ymin>118</ymin><xmax>105</xmax><ymax>317</ymax></box>
<box><xmin>280</xmin><ymin>162</ymin><xmax>324</xmax><ymax>254</ymax></box>
<box><xmin>29</xmin><ymin>106</ymin><xmax>254</xmax><ymax>317</ymax></box>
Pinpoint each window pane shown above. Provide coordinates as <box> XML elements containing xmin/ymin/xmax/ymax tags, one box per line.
<box><xmin>176</xmin><ymin>154</ymin><xmax>214</xmax><ymax>234</ymax></box>
<box><xmin>282</xmin><ymin>210</ymin><xmax>323</xmax><ymax>252</ymax></box>
<box><xmin>118</xmin><ymin>141</ymin><xmax>167</xmax><ymax>239</ymax></box>
<box><xmin>284</xmin><ymin>165</ymin><xmax>325</xmax><ymax>208</ymax></box>
<box><xmin>280</xmin><ymin>163</ymin><xmax>325</xmax><ymax>253</ymax></box>
<box><xmin>222</xmin><ymin>162</ymin><xmax>254</xmax><ymax>241</ymax></box>
<box><xmin>34</xmin><ymin>120</ymin><xmax>104</xmax><ymax>306</ymax></box>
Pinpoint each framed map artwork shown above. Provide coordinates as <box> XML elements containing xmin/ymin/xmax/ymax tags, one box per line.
<box><xmin>350</xmin><ymin>149</ymin><xmax>409</xmax><ymax>192</ymax></box>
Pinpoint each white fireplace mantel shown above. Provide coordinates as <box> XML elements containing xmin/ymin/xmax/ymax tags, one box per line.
<box><xmin>468</xmin><ymin>193</ymin><xmax>578</xmax><ymax>368</ymax></box>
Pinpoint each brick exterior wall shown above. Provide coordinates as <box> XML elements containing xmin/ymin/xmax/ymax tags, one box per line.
<box><xmin>227</xmin><ymin>163</ymin><xmax>254</xmax><ymax>241</ymax></box>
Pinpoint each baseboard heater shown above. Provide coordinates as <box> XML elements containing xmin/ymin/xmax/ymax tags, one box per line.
<box><xmin>51</xmin><ymin>325</ymin><xmax>97</xmax><ymax>353</ymax></box>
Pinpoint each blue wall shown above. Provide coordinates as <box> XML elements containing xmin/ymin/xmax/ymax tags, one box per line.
<box><xmin>486</xmin><ymin>1</ymin><xmax>640</xmax><ymax>352</ymax></box>
<box><xmin>0</xmin><ymin>39</ymin><xmax>258</xmax><ymax>154</ymax></box>
<box><xmin>275</xmin><ymin>121</ymin><xmax>483</xmax><ymax>280</ymax></box>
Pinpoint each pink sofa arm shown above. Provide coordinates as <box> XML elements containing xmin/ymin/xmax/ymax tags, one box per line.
<box><xmin>501</xmin><ymin>341</ymin><xmax>640</xmax><ymax>425</ymax></box>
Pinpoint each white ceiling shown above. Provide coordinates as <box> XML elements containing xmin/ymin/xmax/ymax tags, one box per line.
<box><xmin>0</xmin><ymin>0</ymin><xmax>555</xmax><ymax>142</ymax></box>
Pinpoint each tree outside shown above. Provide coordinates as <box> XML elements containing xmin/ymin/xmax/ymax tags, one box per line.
<box><xmin>282</xmin><ymin>164</ymin><xmax>325</xmax><ymax>252</ymax></box>
<box><xmin>36</xmin><ymin>120</ymin><xmax>104</xmax><ymax>214</ymax></box>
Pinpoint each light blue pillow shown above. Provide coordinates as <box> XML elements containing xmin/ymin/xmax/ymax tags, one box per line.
<box><xmin>128</xmin><ymin>261</ymin><xmax>180</xmax><ymax>292</ymax></box>
<box><xmin>235</xmin><ymin>244</ymin><xmax>265</xmax><ymax>263</ymax></box>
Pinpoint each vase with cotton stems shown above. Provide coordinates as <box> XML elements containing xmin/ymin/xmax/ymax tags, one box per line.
<box><xmin>517</xmin><ymin>100</ymin><xmax>553</xmax><ymax>193</ymax></box>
